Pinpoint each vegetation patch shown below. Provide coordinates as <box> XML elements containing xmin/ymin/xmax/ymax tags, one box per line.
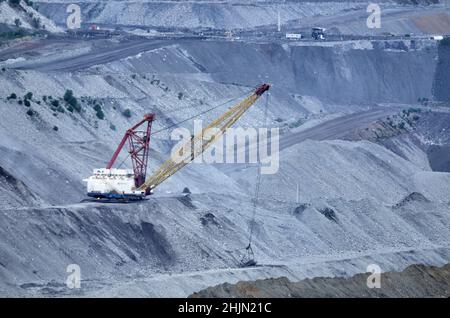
<box><xmin>122</xmin><ymin>109</ymin><xmax>132</xmax><ymax>118</ymax></box>
<box><xmin>63</xmin><ymin>90</ymin><xmax>81</xmax><ymax>112</ymax></box>
<box><xmin>93</xmin><ymin>104</ymin><xmax>105</xmax><ymax>120</ymax></box>
<box><xmin>7</xmin><ymin>93</ymin><xmax>17</xmax><ymax>100</ymax></box>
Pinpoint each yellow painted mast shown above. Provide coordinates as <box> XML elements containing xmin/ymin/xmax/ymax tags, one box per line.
<box><xmin>139</xmin><ymin>84</ymin><xmax>270</xmax><ymax>193</ymax></box>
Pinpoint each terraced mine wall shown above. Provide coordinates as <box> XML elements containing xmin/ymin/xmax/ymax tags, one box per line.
<box><xmin>35</xmin><ymin>1</ymin><xmax>366</xmax><ymax>30</ymax></box>
<box><xmin>96</xmin><ymin>39</ymin><xmax>439</xmax><ymax>104</ymax></box>
<box><xmin>35</xmin><ymin>1</ymin><xmax>450</xmax><ymax>36</ymax></box>
<box><xmin>432</xmin><ymin>39</ymin><xmax>450</xmax><ymax>102</ymax></box>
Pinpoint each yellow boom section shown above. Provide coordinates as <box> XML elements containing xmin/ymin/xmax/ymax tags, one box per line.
<box><xmin>139</xmin><ymin>84</ymin><xmax>270</xmax><ymax>192</ymax></box>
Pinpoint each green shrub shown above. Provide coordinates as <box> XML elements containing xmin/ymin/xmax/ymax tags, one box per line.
<box><xmin>408</xmin><ymin>107</ymin><xmax>421</xmax><ymax>113</ymax></box>
<box><xmin>63</xmin><ymin>89</ymin><xmax>74</xmax><ymax>101</ymax></box>
<box><xmin>93</xmin><ymin>104</ymin><xmax>105</xmax><ymax>120</ymax></box>
<box><xmin>122</xmin><ymin>108</ymin><xmax>132</xmax><ymax>118</ymax></box>
<box><xmin>96</xmin><ymin>110</ymin><xmax>105</xmax><ymax>120</ymax></box>
<box><xmin>403</xmin><ymin>107</ymin><xmax>422</xmax><ymax>117</ymax></box>
<box><xmin>31</xmin><ymin>17</ymin><xmax>41</xmax><ymax>29</ymax></box>
<box><xmin>178</xmin><ymin>92</ymin><xmax>184</xmax><ymax>100</ymax></box>
<box><xmin>24</xmin><ymin>92</ymin><xmax>33</xmax><ymax>100</ymax></box>
<box><xmin>93</xmin><ymin>104</ymin><xmax>101</xmax><ymax>112</ymax></box>
<box><xmin>109</xmin><ymin>123</ymin><xmax>116</xmax><ymax>131</ymax></box>
<box><xmin>53</xmin><ymin>126</ymin><xmax>58</xmax><ymax>131</ymax></box>
<box><xmin>288</xmin><ymin>119</ymin><xmax>305</xmax><ymax>129</ymax></box>
<box><xmin>73</xmin><ymin>103</ymin><xmax>81</xmax><ymax>112</ymax></box>
<box><xmin>24</xmin><ymin>99</ymin><xmax>31</xmax><ymax>107</ymax></box>
<box><xmin>50</xmin><ymin>100</ymin><xmax>64</xmax><ymax>113</ymax></box>
<box><xmin>26</xmin><ymin>109</ymin><xmax>34</xmax><ymax>116</ymax></box>
<box><xmin>14</xmin><ymin>18</ymin><xmax>21</xmax><ymax>27</ymax></box>
<box><xmin>63</xmin><ymin>89</ymin><xmax>81</xmax><ymax>112</ymax></box>
<box><xmin>18</xmin><ymin>100</ymin><xmax>23</xmax><ymax>105</ymax></box>
<box><xmin>7</xmin><ymin>93</ymin><xmax>17</xmax><ymax>100</ymax></box>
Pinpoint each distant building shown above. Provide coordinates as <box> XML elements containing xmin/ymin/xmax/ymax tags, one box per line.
<box><xmin>431</xmin><ymin>35</ymin><xmax>444</xmax><ymax>41</ymax></box>
<box><xmin>285</xmin><ymin>33</ymin><xmax>302</xmax><ymax>40</ymax></box>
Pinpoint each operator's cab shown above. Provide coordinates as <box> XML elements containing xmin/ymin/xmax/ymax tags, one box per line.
<box><xmin>83</xmin><ymin>168</ymin><xmax>146</xmax><ymax>200</ymax></box>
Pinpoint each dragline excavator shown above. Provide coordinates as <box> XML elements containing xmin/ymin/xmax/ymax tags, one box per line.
<box><xmin>84</xmin><ymin>84</ymin><xmax>270</xmax><ymax>201</ymax></box>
